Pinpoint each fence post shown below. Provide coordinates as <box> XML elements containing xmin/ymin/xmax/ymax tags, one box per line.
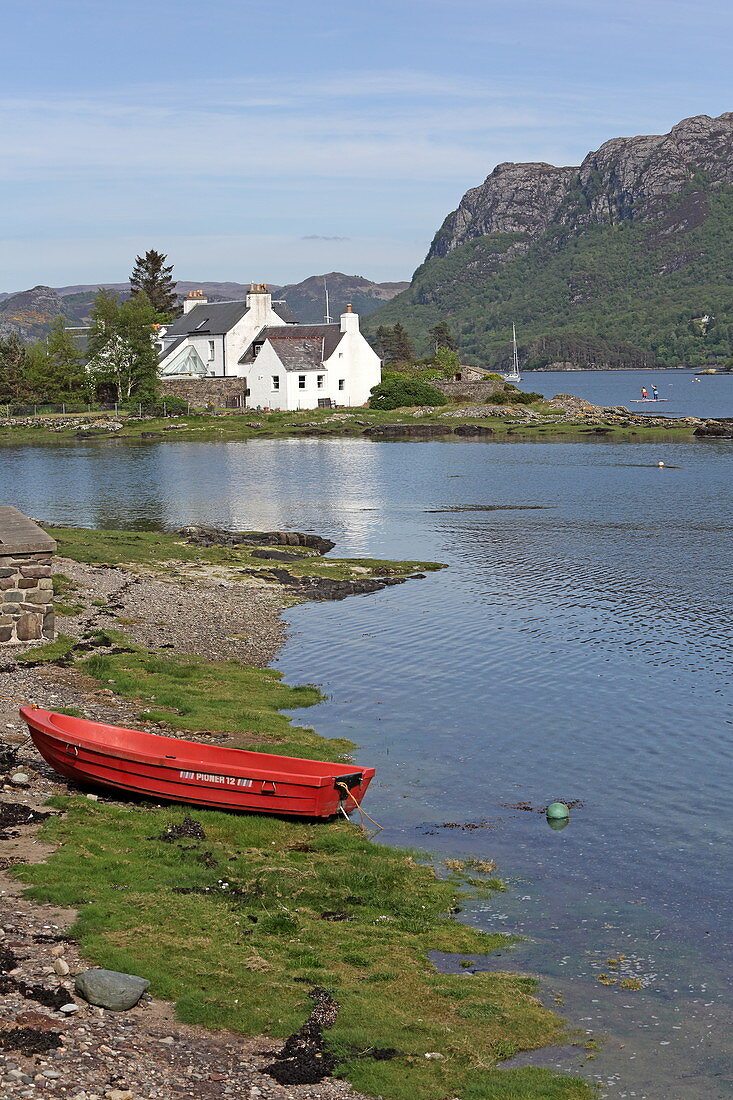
<box><xmin>114</xmin><ymin>403</ymin><xmax>118</xmax><ymax>416</ymax></box>
<box><xmin>163</xmin><ymin>401</ymin><xmax>167</xmax><ymax>417</ymax></box>
<box><xmin>187</xmin><ymin>402</ymin><xmax>190</xmax><ymax>415</ymax></box>
<box><xmin>33</xmin><ymin>405</ymin><xmax>37</xmax><ymax>416</ymax></box>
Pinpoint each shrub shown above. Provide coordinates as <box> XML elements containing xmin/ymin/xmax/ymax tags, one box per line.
<box><xmin>369</xmin><ymin>378</ymin><xmax>448</xmax><ymax>410</ymax></box>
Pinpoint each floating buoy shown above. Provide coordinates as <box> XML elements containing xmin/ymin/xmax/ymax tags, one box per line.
<box><xmin>546</xmin><ymin>801</ymin><xmax>569</xmax><ymax>820</ymax></box>
<box><xmin>658</xmin><ymin>461</ymin><xmax>665</xmax><ymax>468</ymax></box>
<box><xmin>547</xmin><ymin>816</ymin><xmax>569</xmax><ymax>831</ymax></box>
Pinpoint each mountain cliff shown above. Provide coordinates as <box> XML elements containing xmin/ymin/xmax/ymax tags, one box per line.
<box><xmin>368</xmin><ymin>112</ymin><xmax>733</xmax><ymax>369</ymax></box>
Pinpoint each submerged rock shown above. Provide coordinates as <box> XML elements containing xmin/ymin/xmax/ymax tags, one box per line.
<box><xmin>74</xmin><ymin>968</ymin><xmax>149</xmax><ymax>1011</ymax></box>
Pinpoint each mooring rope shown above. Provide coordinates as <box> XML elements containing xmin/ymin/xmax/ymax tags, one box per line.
<box><xmin>336</xmin><ymin>781</ymin><xmax>383</xmax><ymax>834</ymax></box>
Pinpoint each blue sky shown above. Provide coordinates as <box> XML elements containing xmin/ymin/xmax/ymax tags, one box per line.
<box><xmin>1</xmin><ymin>0</ymin><xmax>731</xmax><ymax>290</ymax></box>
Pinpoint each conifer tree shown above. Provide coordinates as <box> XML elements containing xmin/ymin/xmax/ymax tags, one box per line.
<box><xmin>129</xmin><ymin>249</ymin><xmax>178</xmax><ymax>319</ymax></box>
<box><xmin>429</xmin><ymin>320</ymin><xmax>456</xmax><ymax>352</ymax></box>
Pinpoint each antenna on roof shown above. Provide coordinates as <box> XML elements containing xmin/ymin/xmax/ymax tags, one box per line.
<box><xmin>324</xmin><ymin>279</ymin><xmax>331</xmax><ymax>325</ymax></box>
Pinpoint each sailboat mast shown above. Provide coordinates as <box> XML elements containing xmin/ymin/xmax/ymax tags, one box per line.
<box><xmin>324</xmin><ymin>280</ymin><xmax>331</xmax><ymax>325</ymax></box>
<box><xmin>512</xmin><ymin>323</ymin><xmax>519</xmax><ymax>376</ymax></box>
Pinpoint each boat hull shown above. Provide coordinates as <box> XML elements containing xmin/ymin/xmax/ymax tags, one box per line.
<box><xmin>19</xmin><ymin>707</ymin><xmax>374</xmax><ymax>819</ymax></box>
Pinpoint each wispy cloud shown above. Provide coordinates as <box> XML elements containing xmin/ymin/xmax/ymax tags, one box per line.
<box><xmin>301</xmin><ymin>235</ymin><xmax>350</xmax><ymax>241</ymax></box>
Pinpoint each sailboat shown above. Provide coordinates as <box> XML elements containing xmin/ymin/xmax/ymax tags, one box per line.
<box><xmin>501</xmin><ymin>324</ymin><xmax>521</xmax><ymax>382</ymax></box>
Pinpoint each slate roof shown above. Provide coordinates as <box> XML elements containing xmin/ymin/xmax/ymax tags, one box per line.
<box><xmin>239</xmin><ymin>324</ymin><xmax>343</xmax><ymax>366</ymax></box>
<box><xmin>271</xmin><ymin>300</ymin><xmax>299</xmax><ymax>324</ymax></box>
<box><xmin>162</xmin><ymin>300</ymin><xmax>249</xmax><ymax>337</ymax></box>
<box><xmin>158</xmin><ymin>335</ymin><xmax>186</xmax><ymax>364</ymax></box>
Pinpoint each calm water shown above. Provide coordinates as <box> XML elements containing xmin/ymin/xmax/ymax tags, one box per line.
<box><xmin>522</xmin><ymin>367</ymin><xmax>733</xmax><ymax>419</ymax></box>
<box><xmin>1</xmin><ymin>431</ymin><xmax>731</xmax><ymax>1098</ymax></box>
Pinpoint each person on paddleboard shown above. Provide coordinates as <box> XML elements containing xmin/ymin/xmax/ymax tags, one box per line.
<box><xmin>641</xmin><ymin>387</ymin><xmax>649</xmax><ymax>400</ymax></box>
<box><xmin>652</xmin><ymin>385</ymin><xmax>659</xmax><ymax>400</ymax></box>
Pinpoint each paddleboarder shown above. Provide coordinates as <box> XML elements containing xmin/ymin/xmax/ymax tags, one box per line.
<box><xmin>641</xmin><ymin>387</ymin><xmax>649</xmax><ymax>400</ymax></box>
<box><xmin>652</xmin><ymin>385</ymin><xmax>659</xmax><ymax>401</ymax></box>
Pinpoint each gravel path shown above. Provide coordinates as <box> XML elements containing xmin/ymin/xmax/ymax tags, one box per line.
<box><xmin>56</xmin><ymin>557</ymin><xmax>287</xmax><ymax>668</ymax></box>
<box><xmin>0</xmin><ymin>562</ymin><xmax>373</xmax><ymax>1100</ymax></box>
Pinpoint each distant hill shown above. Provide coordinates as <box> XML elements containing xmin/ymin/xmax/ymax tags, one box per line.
<box><xmin>366</xmin><ymin>112</ymin><xmax>733</xmax><ymax>370</ymax></box>
<box><xmin>0</xmin><ymin>274</ymin><xmax>406</xmax><ymax>343</ymax></box>
<box><xmin>277</xmin><ymin>272</ymin><xmax>408</xmax><ymax>324</ymax></box>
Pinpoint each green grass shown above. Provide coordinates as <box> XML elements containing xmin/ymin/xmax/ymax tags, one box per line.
<box><xmin>52</xmin><ymin>573</ymin><xmax>84</xmax><ymax>615</ymax></box>
<box><xmin>18</xmin><ymin>798</ymin><xmax>588</xmax><ymax>1099</ymax></box>
<box><xmin>14</xmin><ymin>638</ymin><xmax>590</xmax><ymax>1097</ymax></box>
<box><xmin>80</xmin><ymin>647</ymin><xmax>345</xmax><ymax>760</ymax></box>
<box><xmin>46</xmin><ymin>525</ymin><xmax>444</xmax><ymax>584</ymax></box>
<box><xmin>0</xmin><ymin>401</ymin><xmax>698</xmax><ymax>447</ymax></box>
<box><xmin>16</xmin><ymin>632</ymin><xmax>77</xmax><ymax>664</ymax></box>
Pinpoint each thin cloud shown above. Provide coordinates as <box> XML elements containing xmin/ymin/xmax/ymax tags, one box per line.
<box><xmin>301</xmin><ymin>235</ymin><xmax>350</xmax><ymax>241</ymax></box>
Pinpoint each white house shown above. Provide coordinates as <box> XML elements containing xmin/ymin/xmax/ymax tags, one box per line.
<box><xmin>157</xmin><ymin>284</ymin><xmax>381</xmax><ymax>410</ymax></box>
<box><xmin>158</xmin><ymin>284</ymin><xmax>297</xmax><ymax>379</ymax></box>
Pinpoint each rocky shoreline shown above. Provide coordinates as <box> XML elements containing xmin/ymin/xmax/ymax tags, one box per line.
<box><xmin>0</xmin><ymin>558</ymin><xmax>373</xmax><ymax>1100</ymax></box>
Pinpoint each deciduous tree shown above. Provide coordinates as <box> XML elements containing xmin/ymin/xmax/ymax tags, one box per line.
<box><xmin>88</xmin><ymin>290</ymin><xmax>160</xmax><ymax>402</ymax></box>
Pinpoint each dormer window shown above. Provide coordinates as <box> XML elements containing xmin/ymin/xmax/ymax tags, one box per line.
<box><xmin>253</xmin><ymin>343</ymin><xmax>262</xmax><ymax>357</ymax></box>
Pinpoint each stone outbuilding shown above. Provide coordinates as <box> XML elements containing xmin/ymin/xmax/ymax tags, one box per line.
<box><xmin>0</xmin><ymin>508</ymin><xmax>56</xmax><ymax>645</ymax></box>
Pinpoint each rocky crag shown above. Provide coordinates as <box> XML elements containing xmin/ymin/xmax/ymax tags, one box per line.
<box><xmin>368</xmin><ymin>112</ymin><xmax>733</xmax><ymax>370</ymax></box>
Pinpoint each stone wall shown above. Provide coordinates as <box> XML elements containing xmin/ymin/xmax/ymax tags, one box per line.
<box><xmin>159</xmin><ymin>377</ymin><xmax>247</xmax><ymax>408</ymax></box>
<box><xmin>432</xmin><ymin>379</ymin><xmax>505</xmax><ymax>401</ymax></box>
<box><xmin>0</xmin><ymin>552</ymin><xmax>54</xmax><ymax>645</ymax></box>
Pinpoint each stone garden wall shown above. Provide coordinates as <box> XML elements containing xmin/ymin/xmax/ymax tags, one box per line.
<box><xmin>432</xmin><ymin>380</ymin><xmax>505</xmax><ymax>401</ymax></box>
<box><xmin>0</xmin><ymin>552</ymin><xmax>54</xmax><ymax>644</ymax></box>
<box><xmin>159</xmin><ymin>377</ymin><xmax>247</xmax><ymax>408</ymax></box>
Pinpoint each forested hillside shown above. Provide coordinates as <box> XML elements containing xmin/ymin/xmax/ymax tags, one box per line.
<box><xmin>367</xmin><ymin>113</ymin><xmax>733</xmax><ymax>370</ymax></box>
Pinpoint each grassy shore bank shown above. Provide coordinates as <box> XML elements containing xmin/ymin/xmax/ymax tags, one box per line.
<box><xmin>11</xmin><ymin>528</ymin><xmax>591</xmax><ymax>1098</ymax></box>
<box><xmin>0</xmin><ymin>401</ymin><xmax>702</xmax><ymax>445</ymax></box>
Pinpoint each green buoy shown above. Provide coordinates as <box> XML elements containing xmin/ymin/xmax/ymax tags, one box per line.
<box><xmin>546</xmin><ymin>801</ymin><xmax>569</xmax><ymax>821</ymax></box>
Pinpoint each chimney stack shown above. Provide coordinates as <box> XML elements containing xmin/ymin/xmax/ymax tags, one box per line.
<box><xmin>183</xmin><ymin>289</ymin><xmax>208</xmax><ymax>314</ymax></box>
<box><xmin>340</xmin><ymin>303</ymin><xmax>358</xmax><ymax>333</ymax></box>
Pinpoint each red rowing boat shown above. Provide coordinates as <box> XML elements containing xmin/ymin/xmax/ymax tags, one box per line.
<box><xmin>19</xmin><ymin>706</ymin><xmax>375</xmax><ymax>819</ymax></box>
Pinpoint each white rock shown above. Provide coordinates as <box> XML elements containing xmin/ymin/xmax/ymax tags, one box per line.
<box><xmin>54</xmin><ymin>958</ymin><xmax>70</xmax><ymax>976</ymax></box>
<box><xmin>424</xmin><ymin>1051</ymin><xmax>444</xmax><ymax>1059</ymax></box>
<box><xmin>10</xmin><ymin>772</ymin><xmax>30</xmax><ymax>786</ymax></box>
<box><xmin>86</xmin><ymin>794</ymin><xmax>99</xmax><ymax>802</ymax></box>
<box><xmin>59</xmin><ymin>1003</ymin><xmax>79</xmax><ymax>1015</ymax></box>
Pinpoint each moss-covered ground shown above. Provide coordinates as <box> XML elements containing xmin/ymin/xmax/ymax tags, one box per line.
<box><xmin>47</xmin><ymin>525</ymin><xmax>444</xmax><ymax>586</ymax></box>
<box><xmin>15</xmin><ymin>651</ymin><xmax>591</xmax><ymax>1099</ymax></box>
<box><xmin>0</xmin><ymin>402</ymin><xmax>697</xmax><ymax>445</ymax></box>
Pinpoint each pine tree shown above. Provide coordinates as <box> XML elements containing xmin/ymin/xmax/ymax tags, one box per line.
<box><xmin>429</xmin><ymin>320</ymin><xmax>456</xmax><ymax>352</ymax></box>
<box><xmin>390</xmin><ymin>323</ymin><xmax>414</xmax><ymax>363</ymax></box>
<box><xmin>129</xmin><ymin>249</ymin><xmax>178</xmax><ymax>319</ymax></box>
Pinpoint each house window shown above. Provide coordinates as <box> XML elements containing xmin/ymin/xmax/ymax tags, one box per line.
<box><xmin>317</xmin><ymin>374</ymin><xmax>324</xmax><ymax>389</ymax></box>
<box><xmin>338</xmin><ymin>352</ymin><xmax>344</xmax><ymax>358</ymax></box>
<box><xmin>253</xmin><ymin>344</ymin><xmax>261</xmax><ymax>357</ymax></box>
<box><xmin>338</xmin><ymin>379</ymin><xmax>345</xmax><ymax>391</ymax></box>
<box><xmin>272</xmin><ymin>376</ymin><xmax>280</xmax><ymax>391</ymax></box>
<box><xmin>208</xmin><ymin>340</ymin><xmax>215</xmax><ymax>361</ymax></box>
<box><xmin>298</xmin><ymin>375</ymin><xmax>306</xmax><ymax>389</ymax></box>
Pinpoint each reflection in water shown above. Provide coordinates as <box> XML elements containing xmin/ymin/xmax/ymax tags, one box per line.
<box><xmin>1</xmin><ymin>436</ymin><xmax>732</xmax><ymax>1097</ymax></box>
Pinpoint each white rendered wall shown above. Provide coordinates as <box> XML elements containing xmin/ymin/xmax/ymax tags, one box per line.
<box><xmin>223</xmin><ymin>295</ymin><xmax>294</xmax><ymax>377</ymax></box>
<box><xmin>246</xmin><ymin>341</ymin><xmax>289</xmax><ymax>409</ymax></box>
